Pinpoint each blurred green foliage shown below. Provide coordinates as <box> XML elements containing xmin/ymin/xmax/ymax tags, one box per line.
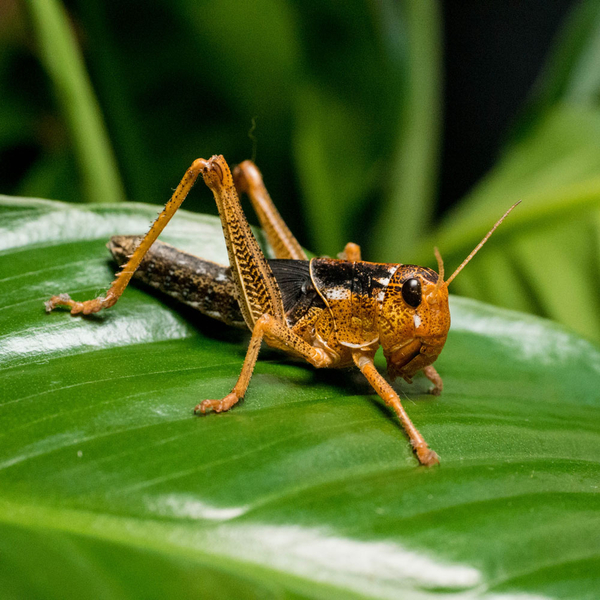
<box><xmin>3</xmin><ymin>0</ymin><xmax>600</xmax><ymax>342</ymax></box>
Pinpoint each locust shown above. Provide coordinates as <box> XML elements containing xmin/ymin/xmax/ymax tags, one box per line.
<box><xmin>46</xmin><ymin>155</ymin><xmax>518</xmax><ymax>466</ymax></box>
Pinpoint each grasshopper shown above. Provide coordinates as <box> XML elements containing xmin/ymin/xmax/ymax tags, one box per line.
<box><xmin>46</xmin><ymin>155</ymin><xmax>518</xmax><ymax>466</ymax></box>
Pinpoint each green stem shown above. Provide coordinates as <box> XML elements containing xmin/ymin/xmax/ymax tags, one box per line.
<box><xmin>74</xmin><ymin>0</ymin><xmax>154</xmax><ymax>204</ymax></box>
<box><xmin>373</xmin><ymin>0</ymin><xmax>442</xmax><ymax>262</ymax></box>
<box><xmin>25</xmin><ymin>0</ymin><xmax>125</xmax><ymax>203</ymax></box>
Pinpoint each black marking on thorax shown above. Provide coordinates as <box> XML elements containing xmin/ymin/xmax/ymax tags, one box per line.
<box><xmin>309</xmin><ymin>258</ymin><xmax>397</xmax><ymax>302</ymax></box>
<box><xmin>308</xmin><ymin>258</ymin><xmax>399</xmax><ymax>347</ymax></box>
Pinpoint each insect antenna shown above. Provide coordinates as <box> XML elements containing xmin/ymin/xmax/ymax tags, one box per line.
<box><xmin>445</xmin><ymin>201</ymin><xmax>521</xmax><ymax>287</ymax></box>
<box><xmin>433</xmin><ymin>246</ymin><xmax>445</xmax><ymax>292</ymax></box>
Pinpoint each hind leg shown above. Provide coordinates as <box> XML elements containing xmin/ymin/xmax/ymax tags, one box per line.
<box><xmin>46</xmin><ymin>159</ymin><xmax>208</xmax><ymax>315</ymax></box>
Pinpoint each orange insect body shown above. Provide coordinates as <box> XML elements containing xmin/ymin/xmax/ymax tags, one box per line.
<box><xmin>46</xmin><ymin>155</ymin><xmax>518</xmax><ymax>467</ymax></box>
<box><xmin>270</xmin><ymin>257</ymin><xmax>450</xmax><ymax>385</ymax></box>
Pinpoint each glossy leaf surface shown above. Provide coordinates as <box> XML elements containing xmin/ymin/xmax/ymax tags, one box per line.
<box><xmin>1</xmin><ymin>197</ymin><xmax>600</xmax><ymax>599</ymax></box>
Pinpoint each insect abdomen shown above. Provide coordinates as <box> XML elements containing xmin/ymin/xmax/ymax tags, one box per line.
<box><xmin>107</xmin><ymin>236</ymin><xmax>246</xmax><ymax>328</ymax></box>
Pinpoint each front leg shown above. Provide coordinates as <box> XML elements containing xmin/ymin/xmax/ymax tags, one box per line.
<box><xmin>353</xmin><ymin>352</ymin><xmax>439</xmax><ymax>467</ymax></box>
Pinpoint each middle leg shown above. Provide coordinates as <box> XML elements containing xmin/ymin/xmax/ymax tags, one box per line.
<box><xmin>195</xmin><ymin>313</ymin><xmax>334</xmax><ymax>414</ymax></box>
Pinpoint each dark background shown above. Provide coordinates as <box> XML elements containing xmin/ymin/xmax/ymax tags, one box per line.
<box><xmin>0</xmin><ymin>0</ymin><xmax>578</xmax><ymax>243</ymax></box>
<box><xmin>441</xmin><ymin>1</ymin><xmax>575</xmax><ymax>212</ymax></box>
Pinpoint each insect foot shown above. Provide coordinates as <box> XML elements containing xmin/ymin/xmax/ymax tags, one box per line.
<box><xmin>423</xmin><ymin>365</ymin><xmax>443</xmax><ymax>396</ymax></box>
<box><xmin>194</xmin><ymin>392</ymin><xmax>240</xmax><ymax>415</ymax></box>
<box><xmin>44</xmin><ymin>293</ymin><xmax>74</xmax><ymax>313</ymax></box>
<box><xmin>45</xmin><ymin>292</ymin><xmax>115</xmax><ymax>315</ymax></box>
<box><xmin>414</xmin><ymin>444</ymin><xmax>440</xmax><ymax>467</ymax></box>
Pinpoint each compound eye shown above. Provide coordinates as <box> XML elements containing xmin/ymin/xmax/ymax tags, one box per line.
<box><xmin>402</xmin><ymin>278</ymin><xmax>421</xmax><ymax>308</ymax></box>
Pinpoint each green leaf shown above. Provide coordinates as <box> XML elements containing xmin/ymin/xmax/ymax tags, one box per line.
<box><xmin>175</xmin><ymin>0</ymin><xmax>302</xmax><ymax>119</ymax></box>
<box><xmin>2</xmin><ymin>197</ymin><xmax>600</xmax><ymax>599</ymax></box>
<box><xmin>426</xmin><ymin>1</ymin><xmax>600</xmax><ymax>344</ymax></box>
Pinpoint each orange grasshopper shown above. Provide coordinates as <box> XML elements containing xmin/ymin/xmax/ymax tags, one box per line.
<box><xmin>46</xmin><ymin>155</ymin><xmax>518</xmax><ymax>466</ymax></box>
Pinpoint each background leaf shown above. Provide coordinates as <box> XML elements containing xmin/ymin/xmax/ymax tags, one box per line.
<box><xmin>3</xmin><ymin>2</ymin><xmax>600</xmax><ymax>595</ymax></box>
<box><xmin>4</xmin><ymin>1</ymin><xmax>599</xmax><ymax>342</ymax></box>
<box><xmin>372</xmin><ymin>0</ymin><xmax>442</xmax><ymax>262</ymax></box>
<box><xmin>1</xmin><ymin>197</ymin><xmax>600</xmax><ymax>599</ymax></box>
<box><xmin>419</xmin><ymin>0</ymin><xmax>600</xmax><ymax>343</ymax></box>
<box><xmin>418</xmin><ymin>106</ymin><xmax>600</xmax><ymax>341</ymax></box>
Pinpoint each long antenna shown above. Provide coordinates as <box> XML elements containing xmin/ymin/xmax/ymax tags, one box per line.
<box><xmin>445</xmin><ymin>201</ymin><xmax>521</xmax><ymax>287</ymax></box>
